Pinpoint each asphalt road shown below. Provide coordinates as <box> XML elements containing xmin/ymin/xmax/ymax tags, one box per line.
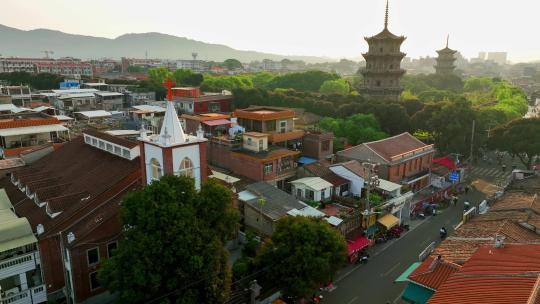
<box><xmin>321</xmin><ymin>190</ymin><xmax>486</xmax><ymax>304</ymax></box>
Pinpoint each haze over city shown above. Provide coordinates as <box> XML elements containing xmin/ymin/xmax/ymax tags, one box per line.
<box><xmin>2</xmin><ymin>0</ymin><xmax>540</xmax><ymax>62</ymax></box>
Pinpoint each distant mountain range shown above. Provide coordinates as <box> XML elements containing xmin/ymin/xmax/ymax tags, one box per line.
<box><xmin>0</xmin><ymin>24</ymin><xmax>331</xmax><ymax>63</ymax></box>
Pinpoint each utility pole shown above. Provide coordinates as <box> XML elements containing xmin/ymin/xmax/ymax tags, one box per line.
<box><xmin>362</xmin><ymin>161</ymin><xmax>380</xmax><ymax>236</ymax></box>
<box><xmin>469</xmin><ymin>120</ymin><xmax>475</xmax><ymax>163</ymax></box>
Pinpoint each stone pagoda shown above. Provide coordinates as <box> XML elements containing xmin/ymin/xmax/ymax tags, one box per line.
<box><xmin>434</xmin><ymin>36</ymin><xmax>457</xmax><ymax>75</ymax></box>
<box><xmin>361</xmin><ymin>0</ymin><xmax>406</xmax><ymax>102</ymax></box>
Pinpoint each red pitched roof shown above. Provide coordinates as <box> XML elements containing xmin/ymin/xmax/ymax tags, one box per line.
<box><xmin>428</xmin><ymin>244</ymin><xmax>540</xmax><ymax>304</ymax></box>
<box><xmin>364</xmin><ymin>132</ymin><xmax>431</xmax><ymax>161</ymax></box>
<box><xmin>304</xmin><ymin>162</ymin><xmax>349</xmax><ymax>186</ymax></box>
<box><xmin>0</xmin><ymin>116</ymin><xmax>60</xmax><ymax>129</ymax></box>
<box><xmin>408</xmin><ymin>256</ymin><xmax>461</xmax><ymax>290</ymax></box>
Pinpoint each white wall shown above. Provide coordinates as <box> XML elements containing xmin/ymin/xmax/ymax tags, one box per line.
<box><xmin>329</xmin><ymin>166</ymin><xmax>364</xmax><ymax>197</ymax></box>
<box><xmin>144</xmin><ymin>143</ymin><xmax>164</xmax><ymax>185</ymax></box>
<box><xmin>172</xmin><ymin>144</ymin><xmax>201</xmax><ymax>190</ymax></box>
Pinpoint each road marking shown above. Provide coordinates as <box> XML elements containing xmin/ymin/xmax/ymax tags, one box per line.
<box><xmin>418</xmin><ymin>239</ymin><xmax>430</xmax><ymax>248</ymax></box>
<box><xmin>393</xmin><ymin>290</ymin><xmax>405</xmax><ymax>304</ymax></box>
<box><xmin>381</xmin><ymin>262</ymin><xmax>401</xmax><ymax>277</ymax></box>
<box><xmin>347</xmin><ymin>296</ymin><xmax>358</xmax><ymax>304</ymax></box>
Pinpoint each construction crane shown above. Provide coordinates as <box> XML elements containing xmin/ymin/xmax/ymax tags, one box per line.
<box><xmin>41</xmin><ymin>50</ymin><xmax>54</xmax><ymax>59</ymax></box>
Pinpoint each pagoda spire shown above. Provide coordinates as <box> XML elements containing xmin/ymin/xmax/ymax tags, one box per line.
<box><xmin>384</xmin><ymin>0</ymin><xmax>389</xmax><ymax>29</ymax></box>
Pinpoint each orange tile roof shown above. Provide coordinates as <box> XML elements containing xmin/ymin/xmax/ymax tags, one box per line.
<box><xmin>0</xmin><ymin>116</ymin><xmax>60</xmax><ymax>129</ymax></box>
<box><xmin>428</xmin><ymin>244</ymin><xmax>540</xmax><ymax>304</ymax></box>
<box><xmin>234</xmin><ymin>106</ymin><xmax>295</xmax><ymax>121</ymax></box>
<box><xmin>364</xmin><ymin>132</ymin><xmax>432</xmax><ymax>161</ymax></box>
<box><xmin>408</xmin><ymin>256</ymin><xmax>461</xmax><ymax>290</ymax></box>
<box><xmin>432</xmin><ymin>220</ymin><xmax>540</xmax><ymax>264</ymax></box>
<box><xmin>490</xmin><ymin>191</ymin><xmax>540</xmax><ymax>214</ymax></box>
<box><xmin>182</xmin><ymin>113</ymin><xmax>230</xmax><ymax>122</ymax></box>
<box><xmin>231</xmin><ymin>149</ymin><xmax>300</xmax><ymax>163</ymax></box>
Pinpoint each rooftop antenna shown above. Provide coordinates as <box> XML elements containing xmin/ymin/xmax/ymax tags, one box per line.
<box><xmin>384</xmin><ymin>0</ymin><xmax>389</xmax><ymax>29</ymax></box>
<box><xmin>145</xmin><ymin>50</ymin><xmax>148</xmax><ymax>60</ymax></box>
<box><xmin>41</xmin><ymin>50</ymin><xmax>54</xmax><ymax>59</ymax></box>
<box><xmin>446</xmin><ymin>34</ymin><xmax>450</xmax><ymax>48</ymax></box>
<box><xmin>192</xmin><ymin>52</ymin><xmax>198</xmax><ymax>61</ymax></box>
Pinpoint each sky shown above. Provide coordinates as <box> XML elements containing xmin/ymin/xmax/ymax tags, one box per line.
<box><xmin>2</xmin><ymin>0</ymin><xmax>540</xmax><ymax>62</ymax></box>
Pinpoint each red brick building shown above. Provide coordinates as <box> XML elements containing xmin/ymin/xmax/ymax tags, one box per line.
<box><xmin>0</xmin><ymin>130</ymin><xmax>141</xmax><ymax>303</ymax></box>
<box><xmin>172</xmin><ymin>87</ymin><xmax>232</xmax><ymax>114</ymax></box>
<box><xmin>337</xmin><ymin>132</ymin><xmax>435</xmax><ymax>192</ymax></box>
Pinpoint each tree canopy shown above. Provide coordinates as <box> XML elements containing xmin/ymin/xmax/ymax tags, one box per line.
<box><xmin>0</xmin><ymin>72</ymin><xmax>64</xmax><ymax>90</ymax></box>
<box><xmin>488</xmin><ymin>118</ymin><xmax>540</xmax><ymax>168</ymax></box>
<box><xmin>173</xmin><ymin>69</ymin><xmax>204</xmax><ymax>86</ymax></box>
<box><xmin>320</xmin><ymin>114</ymin><xmax>387</xmax><ymax>145</ymax></box>
<box><xmin>319</xmin><ymin>79</ymin><xmax>350</xmax><ymax>95</ymax></box>
<box><xmin>222</xmin><ymin>59</ymin><xmax>244</xmax><ymax>70</ymax></box>
<box><xmin>266</xmin><ymin>70</ymin><xmax>339</xmax><ymax>92</ymax></box>
<box><xmin>255</xmin><ymin>216</ymin><xmax>347</xmax><ymax>298</ymax></box>
<box><xmin>98</xmin><ymin>176</ymin><xmax>239</xmax><ymax>304</ymax></box>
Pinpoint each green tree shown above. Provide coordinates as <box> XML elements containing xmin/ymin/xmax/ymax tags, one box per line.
<box><xmin>488</xmin><ymin>118</ymin><xmax>540</xmax><ymax>168</ymax></box>
<box><xmin>319</xmin><ymin>79</ymin><xmax>350</xmax><ymax>95</ymax></box>
<box><xmin>98</xmin><ymin>176</ymin><xmax>239</xmax><ymax>304</ymax></box>
<box><xmin>173</xmin><ymin>69</ymin><xmax>203</xmax><ymax>86</ymax></box>
<box><xmin>255</xmin><ymin>216</ymin><xmax>347</xmax><ymax>298</ymax></box>
<box><xmin>223</xmin><ymin>59</ymin><xmax>243</xmax><ymax>70</ymax></box>
<box><xmin>267</xmin><ymin>70</ymin><xmax>339</xmax><ymax>92</ymax></box>
<box><xmin>201</xmin><ymin>75</ymin><xmax>253</xmax><ymax>92</ymax></box>
<box><xmin>464</xmin><ymin>77</ymin><xmax>493</xmax><ymax>92</ymax></box>
<box><xmin>320</xmin><ymin>113</ymin><xmax>387</xmax><ymax>145</ymax></box>
<box><xmin>148</xmin><ymin>67</ymin><xmax>172</xmax><ymax>85</ymax></box>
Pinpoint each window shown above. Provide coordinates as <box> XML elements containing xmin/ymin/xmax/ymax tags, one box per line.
<box><xmin>114</xmin><ymin>146</ymin><xmax>121</xmax><ymax>155</ymax></box>
<box><xmin>259</xmin><ymin>140</ymin><xmax>263</xmax><ymax>150</ymax></box>
<box><xmin>306</xmin><ymin>189</ymin><xmax>315</xmax><ymax>200</ymax></box>
<box><xmin>89</xmin><ymin>272</ymin><xmax>100</xmax><ymax>291</ymax></box>
<box><xmin>279</xmin><ymin>120</ymin><xmax>287</xmax><ymax>133</ymax></box>
<box><xmin>150</xmin><ymin>158</ymin><xmax>162</xmax><ymax>180</ymax></box>
<box><xmin>92</xmin><ymin>138</ymin><xmax>97</xmax><ymax>146</ymax></box>
<box><xmin>321</xmin><ymin>140</ymin><xmax>330</xmax><ymax>152</ymax></box>
<box><xmin>122</xmin><ymin>149</ymin><xmax>130</xmax><ymax>158</ymax></box>
<box><xmin>379</xmin><ymin>47</ymin><xmax>383</xmax><ymax>53</ymax></box>
<box><xmin>376</xmin><ymin>80</ymin><xmax>381</xmax><ymax>87</ymax></box>
<box><xmin>265</xmin><ymin>120</ymin><xmax>276</xmax><ymax>132</ymax></box>
<box><xmin>179</xmin><ymin>157</ymin><xmax>194</xmax><ymax>178</ymax></box>
<box><xmin>263</xmin><ymin>163</ymin><xmax>273</xmax><ymax>175</ymax></box>
<box><xmin>84</xmin><ymin>136</ymin><xmax>91</xmax><ymax>144</ymax></box>
<box><xmin>247</xmin><ymin>137</ymin><xmax>253</xmax><ymax>146</ymax></box>
<box><xmin>87</xmin><ymin>247</ymin><xmax>99</xmax><ymax>266</ymax></box>
<box><xmin>297</xmin><ymin>189</ymin><xmax>302</xmax><ymax>198</ymax></box>
<box><xmin>106</xmin><ymin>143</ymin><xmax>113</xmax><ymax>152</ymax></box>
<box><xmin>98</xmin><ymin>140</ymin><xmax>105</xmax><ymax>149</ymax></box>
<box><xmin>107</xmin><ymin>242</ymin><xmax>117</xmax><ymax>258</ymax></box>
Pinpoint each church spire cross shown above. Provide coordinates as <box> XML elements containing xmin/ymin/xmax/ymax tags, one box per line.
<box><xmin>162</xmin><ymin>77</ymin><xmax>176</xmax><ymax>102</ymax></box>
<box><xmin>446</xmin><ymin>34</ymin><xmax>450</xmax><ymax>48</ymax></box>
<box><xmin>384</xmin><ymin>0</ymin><xmax>389</xmax><ymax>29</ymax></box>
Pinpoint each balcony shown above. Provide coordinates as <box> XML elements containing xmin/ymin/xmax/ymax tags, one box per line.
<box><xmin>0</xmin><ymin>252</ymin><xmax>39</xmax><ymax>281</ymax></box>
<box><xmin>0</xmin><ymin>285</ymin><xmax>46</xmax><ymax>304</ymax></box>
<box><xmin>268</xmin><ymin>130</ymin><xmax>305</xmax><ymax>143</ymax></box>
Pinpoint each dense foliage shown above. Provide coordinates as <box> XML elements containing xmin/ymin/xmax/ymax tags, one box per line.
<box><xmin>255</xmin><ymin>216</ymin><xmax>347</xmax><ymax>298</ymax></box>
<box><xmin>488</xmin><ymin>118</ymin><xmax>540</xmax><ymax>168</ymax></box>
<box><xmin>0</xmin><ymin>72</ymin><xmax>64</xmax><ymax>90</ymax></box>
<box><xmin>266</xmin><ymin>70</ymin><xmax>339</xmax><ymax>92</ymax></box>
<box><xmin>98</xmin><ymin>176</ymin><xmax>239</xmax><ymax>304</ymax></box>
<box><xmin>319</xmin><ymin>79</ymin><xmax>350</xmax><ymax>95</ymax></box>
<box><xmin>319</xmin><ymin>114</ymin><xmax>387</xmax><ymax>145</ymax></box>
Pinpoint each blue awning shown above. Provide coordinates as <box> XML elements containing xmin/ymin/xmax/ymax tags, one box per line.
<box><xmin>395</xmin><ymin>262</ymin><xmax>421</xmax><ymax>282</ymax></box>
<box><xmin>401</xmin><ymin>282</ymin><xmax>434</xmax><ymax>304</ymax></box>
<box><xmin>298</xmin><ymin>156</ymin><xmax>317</xmax><ymax>165</ymax></box>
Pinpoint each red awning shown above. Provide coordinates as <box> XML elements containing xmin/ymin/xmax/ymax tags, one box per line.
<box><xmin>432</xmin><ymin>157</ymin><xmax>456</xmax><ymax>170</ymax></box>
<box><xmin>202</xmin><ymin>119</ymin><xmax>231</xmax><ymax>126</ymax></box>
<box><xmin>347</xmin><ymin>235</ymin><xmax>371</xmax><ymax>255</ymax></box>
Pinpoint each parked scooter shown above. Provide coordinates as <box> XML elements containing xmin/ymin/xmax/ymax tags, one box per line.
<box><xmin>440</xmin><ymin>227</ymin><xmax>448</xmax><ymax>239</ymax></box>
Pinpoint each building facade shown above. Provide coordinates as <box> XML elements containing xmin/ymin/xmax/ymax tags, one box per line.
<box><xmin>172</xmin><ymin>87</ymin><xmax>232</xmax><ymax>114</ymax></box>
<box><xmin>361</xmin><ymin>1</ymin><xmax>406</xmax><ymax>102</ymax></box>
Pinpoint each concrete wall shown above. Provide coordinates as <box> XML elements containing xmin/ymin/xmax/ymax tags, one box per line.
<box><xmin>329</xmin><ymin>166</ymin><xmax>364</xmax><ymax>197</ymax></box>
<box><xmin>244</xmin><ymin>203</ymin><xmax>275</xmax><ymax>236</ymax></box>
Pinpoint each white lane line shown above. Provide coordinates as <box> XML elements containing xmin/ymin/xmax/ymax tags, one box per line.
<box><xmin>418</xmin><ymin>239</ymin><xmax>430</xmax><ymax>248</ymax></box>
<box><xmin>347</xmin><ymin>296</ymin><xmax>359</xmax><ymax>304</ymax></box>
<box><xmin>381</xmin><ymin>262</ymin><xmax>401</xmax><ymax>277</ymax></box>
<box><xmin>393</xmin><ymin>291</ymin><xmax>405</xmax><ymax>304</ymax></box>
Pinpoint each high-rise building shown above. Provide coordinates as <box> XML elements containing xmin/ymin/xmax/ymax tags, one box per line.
<box><xmin>434</xmin><ymin>36</ymin><xmax>457</xmax><ymax>75</ymax></box>
<box><xmin>361</xmin><ymin>0</ymin><xmax>406</xmax><ymax>102</ymax></box>
<box><xmin>487</xmin><ymin>52</ymin><xmax>508</xmax><ymax>65</ymax></box>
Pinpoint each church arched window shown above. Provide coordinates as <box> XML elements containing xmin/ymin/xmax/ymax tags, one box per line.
<box><xmin>179</xmin><ymin>157</ymin><xmax>194</xmax><ymax>178</ymax></box>
<box><xmin>150</xmin><ymin>158</ymin><xmax>162</xmax><ymax>180</ymax></box>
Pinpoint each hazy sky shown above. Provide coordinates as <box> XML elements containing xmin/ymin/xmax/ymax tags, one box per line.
<box><xmin>2</xmin><ymin>0</ymin><xmax>539</xmax><ymax>62</ymax></box>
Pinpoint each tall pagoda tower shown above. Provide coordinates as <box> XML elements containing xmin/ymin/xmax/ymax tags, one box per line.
<box><xmin>361</xmin><ymin>0</ymin><xmax>406</xmax><ymax>102</ymax></box>
<box><xmin>434</xmin><ymin>36</ymin><xmax>457</xmax><ymax>75</ymax></box>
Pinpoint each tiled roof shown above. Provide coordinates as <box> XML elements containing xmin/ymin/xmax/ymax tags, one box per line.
<box><xmin>408</xmin><ymin>256</ymin><xmax>461</xmax><ymax>290</ymax></box>
<box><xmin>489</xmin><ymin>191</ymin><xmax>539</xmax><ymax>214</ymax></box>
<box><xmin>364</xmin><ymin>133</ymin><xmax>431</xmax><ymax>161</ymax></box>
<box><xmin>0</xmin><ymin>115</ymin><xmax>60</xmax><ymax>129</ymax></box>
<box><xmin>428</xmin><ymin>244</ymin><xmax>540</xmax><ymax>304</ymax></box>
<box><xmin>432</xmin><ymin>219</ymin><xmax>540</xmax><ymax>264</ymax></box>
<box><xmin>304</xmin><ymin>162</ymin><xmax>349</xmax><ymax>186</ymax></box>
<box><xmin>2</xmin><ymin>136</ymin><xmax>140</xmax><ymax>239</ymax></box>
<box><xmin>244</xmin><ymin>182</ymin><xmax>305</xmax><ymax>220</ymax></box>
<box><xmin>234</xmin><ymin>106</ymin><xmax>295</xmax><ymax>121</ymax></box>
<box><xmin>336</xmin><ymin>160</ymin><xmax>369</xmax><ymax>178</ymax></box>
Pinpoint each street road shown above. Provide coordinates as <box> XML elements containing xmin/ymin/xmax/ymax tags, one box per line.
<box><xmin>321</xmin><ymin>190</ymin><xmax>486</xmax><ymax>304</ymax></box>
